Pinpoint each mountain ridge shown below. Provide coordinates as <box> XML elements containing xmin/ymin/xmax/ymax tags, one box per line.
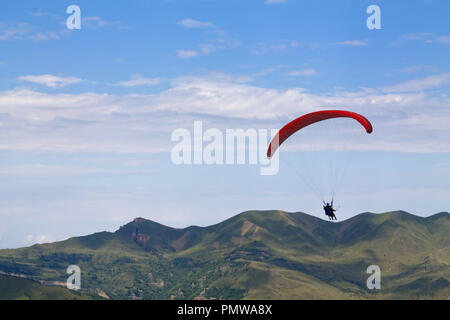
<box><xmin>0</xmin><ymin>210</ymin><xmax>448</xmax><ymax>300</ymax></box>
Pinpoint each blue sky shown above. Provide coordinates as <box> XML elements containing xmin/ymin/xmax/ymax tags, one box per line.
<box><xmin>0</xmin><ymin>0</ymin><xmax>449</xmax><ymax>248</ymax></box>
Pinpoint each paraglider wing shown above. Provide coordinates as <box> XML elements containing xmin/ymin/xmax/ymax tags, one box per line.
<box><xmin>267</xmin><ymin>110</ymin><xmax>373</xmax><ymax>158</ymax></box>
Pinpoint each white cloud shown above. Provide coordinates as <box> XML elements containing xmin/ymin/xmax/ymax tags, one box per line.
<box><xmin>177</xmin><ymin>38</ymin><xmax>240</xmax><ymax>58</ymax></box>
<box><xmin>402</xmin><ymin>32</ymin><xmax>432</xmax><ymax>41</ymax></box>
<box><xmin>435</xmin><ymin>36</ymin><xmax>450</xmax><ymax>44</ymax></box>
<box><xmin>288</xmin><ymin>68</ymin><xmax>318</xmax><ymax>76</ymax></box>
<box><xmin>178</xmin><ymin>19</ymin><xmax>213</xmax><ymax>28</ymax></box>
<box><xmin>266</xmin><ymin>0</ymin><xmax>287</xmax><ymax>4</ymax></box>
<box><xmin>18</xmin><ymin>74</ymin><xmax>83</xmax><ymax>88</ymax></box>
<box><xmin>335</xmin><ymin>40</ymin><xmax>367</xmax><ymax>46</ymax></box>
<box><xmin>0</xmin><ymin>16</ymin><xmax>126</xmax><ymax>43</ymax></box>
<box><xmin>1</xmin><ymin>73</ymin><xmax>450</xmax><ymax>153</ymax></box>
<box><xmin>0</xmin><ymin>22</ymin><xmax>30</xmax><ymax>41</ymax></box>
<box><xmin>83</xmin><ymin>16</ymin><xmax>111</xmax><ymax>27</ymax></box>
<box><xmin>0</xmin><ymin>22</ymin><xmax>68</xmax><ymax>42</ymax></box>
<box><xmin>82</xmin><ymin>17</ymin><xmax>133</xmax><ymax>30</ymax></box>
<box><xmin>176</xmin><ymin>18</ymin><xmax>238</xmax><ymax>58</ymax></box>
<box><xmin>395</xmin><ymin>32</ymin><xmax>450</xmax><ymax>45</ymax></box>
<box><xmin>0</xmin><ymin>164</ymin><xmax>109</xmax><ymax>177</ymax></box>
<box><xmin>25</xmin><ymin>234</ymin><xmax>51</xmax><ymax>244</ymax></box>
<box><xmin>0</xmin><ymin>163</ymin><xmax>151</xmax><ymax>177</ymax></box>
<box><xmin>29</xmin><ymin>10</ymin><xmax>47</xmax><ymax>17</ymax></box>
<box><xmin>115</xmin><ymin>75</ymin><xmax>161</xmax><ymax>87</ymax></box>
<box><xmin>381</xmin><ymin>73</ymin><xmax>450</xmax><ymax>92</ymax></box>
<box><xmin>254</xmin><ymin>39</ymin><xmax>366</xmax><ymax>54</ymax></box>
<box><xmin>177</xmin><ymin>49</ymin><xmax>200</xmax><ymax>58</ymax></box>
<box><xmin>28</xmin><ymin>31</ymin><xmax>62</xmax><ymax>41</ymax></box>
<box><xmin>398</xmin><ymin>65</ymin><xmax>438</xmax><ymax>74</ymax></box>
<box><xmin>253</xmin><ymin>39</ymin><xmax>321</xmax><ymax>54</ymax></box>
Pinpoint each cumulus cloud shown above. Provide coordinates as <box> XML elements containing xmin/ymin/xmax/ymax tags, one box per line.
<box><xmin>0</xmin><ymin>73</ymin><xmax>449</xmax><ymax>153</ymax></box>
<box><xmin>18</xmin><ymin>74</ymin><xmax>83</xmax><ymax>88</ymax></box>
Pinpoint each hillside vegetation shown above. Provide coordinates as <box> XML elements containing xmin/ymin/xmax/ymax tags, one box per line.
<box><xmin>0</xmin><ymin>211</ymin><xmax>448</xmax><ymax>300</ymax></box>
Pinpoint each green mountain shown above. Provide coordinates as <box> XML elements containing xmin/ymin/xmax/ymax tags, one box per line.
<box><xmin>0</xmin><ymin>210</ymin><xmax>448</xmax><ymax>300</ymax></box>
<box><xmin>0</xmin><ymin>274</ymin><xmax>94</xmax><ymax>300</ymax></box>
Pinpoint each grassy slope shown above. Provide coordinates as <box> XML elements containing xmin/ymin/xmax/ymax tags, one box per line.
<box><xmin>0</xmin><ymin>274</ymin><xmax>94</xmax><ymax>300</ymax></box>
<box><xmin>0</xmin><ymin>211</ymin><xmax>448</xmax><ymax>300</ymax></box>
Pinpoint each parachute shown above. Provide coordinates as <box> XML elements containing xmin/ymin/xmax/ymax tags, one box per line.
<box><xmin>267</xmin><ymin>110</ymin><xmax>373</xmax><ymax>158</ymax></box>
<box><xmin>266</xmin><ymin>110</ymin><xmax>373</xmax><ymax>207</ymax></box>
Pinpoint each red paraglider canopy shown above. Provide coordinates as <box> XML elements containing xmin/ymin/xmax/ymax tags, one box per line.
<box><xmin>267</xmin><ymin>110</ymin><xmax>373</xmax><ymax>158</ymax></box>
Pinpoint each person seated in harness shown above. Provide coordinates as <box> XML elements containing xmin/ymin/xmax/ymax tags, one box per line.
<box><xmin>323</xmin><ymin>200</ymin><xmax>337</xmax><ymax>220</ymax></box>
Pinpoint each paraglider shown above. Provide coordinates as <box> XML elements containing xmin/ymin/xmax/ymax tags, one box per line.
<box><xmin>267</xmin><ymin>110</ymin><xmax>373</xmax><ymax>158</ymax></box>
<box><xmin>323</xmin><ymin>201</ymin><xmax>337</xmax><ymax>220</ymax></box>
<box><xmin>267</xmin><ymin>110</ymin><xmax>373</xmax><ymax>220</ymax></box>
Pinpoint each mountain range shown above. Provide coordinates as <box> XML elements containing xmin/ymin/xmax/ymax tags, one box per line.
<box><xmin>0</xmin><ymin>210</ymin><xmax>448</xmax><ymax>300</ymax></box>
